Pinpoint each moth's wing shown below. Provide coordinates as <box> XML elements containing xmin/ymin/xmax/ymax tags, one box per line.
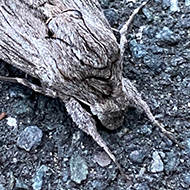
<box><xmin>0</xmin><ymin>0</ymin><xmax>120</xmax><ymax>104</ymax></box>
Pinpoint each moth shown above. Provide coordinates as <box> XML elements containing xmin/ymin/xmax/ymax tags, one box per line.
<box><xmin>0</xmin><ymin>0</ymin><xmax>181</xmax><ymax>177</ymax></box>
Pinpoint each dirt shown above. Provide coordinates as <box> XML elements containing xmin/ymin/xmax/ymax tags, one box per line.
<box><xmin>0</xmin><ymin>0</ymin><xmax>190</xmax><ymax>189</ymax></box>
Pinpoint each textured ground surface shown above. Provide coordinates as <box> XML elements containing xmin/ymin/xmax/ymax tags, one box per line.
<box><xmin>0</xmin><ymin>0</ymin><xmax>190</xmax><ymax>189</ymax></box>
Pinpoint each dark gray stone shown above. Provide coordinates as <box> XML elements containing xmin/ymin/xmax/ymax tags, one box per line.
<box><xmin>129</xmin><ymin>39</ymin><xmax>147</xmax><ymax>59</ymax></box>
<box><xmin>13</xmin><ymin>101</ymin><xmax>34</xmax><ymax>116</ymax></box>
<box><xmin>133</xmin><ymin>183</ymin><xmax>150</xmax><ymax>190</ymax></box>
<box><xmin>184</xmin><ymin>138</ymin><xmax>190</xmax><ymax>156</ymax></box>
<box><xmin>15</xmin><ymin>179</ymin><xmax>28</xmax><ymax>189</ymax></box>
<box><xmin>148</xmin><ymin>45</ymin><xmax>164</xmax><ymax>53</ymax></box>
<box><xmin>183</xmin><ymin>172</ymin><xmax>190</xmax><ymax>186</ymax></box>
<box><xmin>99</xmin><ymin>0</ymin><xmax>110</xmax><ymax>9</ymax></box>
<box><xmin>129</xmin><ymin>150</ymin><xmax>146</xmax><ymax>164</ymax></box>
<box><xmin>179</xmin><ymin>172</ymin><xmax>190</xmax><ymax>188</ymax></box>
<box><xmin>9</xmin><ymin>86</ymin><xmax>33</xmax><ymax>99</ymax></box>
<box><xmin>143</xmin><ymin>26</ymin><xmax>157</xmax><ymax>39</ymax></box>
<box><xmin>164</xmin><ymin>151</ymin><xmax>179</xmax><ymax>174</ymax></box>
<box><xmin>143</xmin><ymin>54</ymin><xmax>162</xmax><ymax>71</ymax></box>
<box><xmin>0</xmin><ymin>183</ymin><xmax>5</xmax><ymax>190</ymax></box>
<box><xmin>89</xmin><ymin>180</ymin><xmax>104</xmax><ymax>189</ymax></box>
<box><xmin>171</xmin><ymin>56</ymin><xmax>185</xmax><ymax>67</ymax></box>
<box><xmin>162</xmin><ymin>0</ymin><xmax>171</xmax><ymax>9</ymax></box>
<box><xmin>138</xmin><ymin>125</ymin><xmax>152</xmax><ymax>136</ymax></box>
<box><xmin>182</xmin><ymin>49</ymin><xmax>190</xmax><ymax>61</ymax></box>
<box><xmin>17</xmin><ymin>126</ymin><xmax>42</xmax><ymax>151</ymax></box>
<box><xmin>170</xmin><ymin>0</ymin><xmax>180</xmax><ymax>12</ymax></box>
<box><xmin>185</xmin><ymin>0</ymin><xmax>190</xmax><ymax>6</ymax></box>
<box><xmin>149</xmin><ymin>151</ymin><xmax>164</xmax><ymax>173</ymax></box>
<box><xmin>62</xmin><ymin>169</ymin><xmax>69</xmax><ymax>182</ymax></box>
<box><xmin>142</xmin><ymin>8</ymin><xmax>153</xmax><ymax>22</ymax></box>
<box><xmin>180</xmin><ymin>16</ymin><xmax>190</xmax><ymax>29</ymax></box>
<box><xmin>156</xmin><ymin>27</ymin><xmax>180</xmax><ymax>46</ymax></box>
<box><xmin>32</xmin><ymin>165</ymin><xmax>49</xmax><ymax>190</ymax></box>
<box><xmin>103</xmin><ymin>9</ymin><xmax>118</xmax><ymax>27</ymax></box>
<box><xmin>70</xmin><ymin>155</ymin><xmax>88</xmax><ymax>184</ymax></box>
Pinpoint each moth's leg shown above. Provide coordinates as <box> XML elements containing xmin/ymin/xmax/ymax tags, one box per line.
<box><xmin>0</xmin><ymin>76</ymin><xmax>56</xmax><ymax>98</ymax></box>
<box><xmin>122</xmin><ymin>78</ymin><xmax>183</xmax><ymax>148</ymax></box>
<box><xmin>65</xmin><ymin>97</ymin><xmax>129</xmax><ymax>179</ymax></box>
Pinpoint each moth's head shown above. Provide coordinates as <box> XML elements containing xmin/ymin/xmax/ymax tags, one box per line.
<box><xmin>98</xmin><ymin>110</ymin><xmax>125</xmax><ymax>130</ymax></box>
<box><xmin>90</xmin><ymin>99</ymin><xmax>128</xmax><ymax>130</ymax></box>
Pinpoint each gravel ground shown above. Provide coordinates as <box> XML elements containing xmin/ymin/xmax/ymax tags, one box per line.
<box><xmin>0</xmin><ymin>0</ymin><xmax>190</xmax><ymax>189</ymax></box>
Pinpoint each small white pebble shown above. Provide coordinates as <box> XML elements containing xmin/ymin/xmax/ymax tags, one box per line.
<box><xmin>185</xmin><ymin>0</ymin><xmax>190</xmax><ymax>6</ymax></box>
<box><xmin>170</xmin><ymin>0</ymin><xmax>180</xmax><ymax>12</ymax></box>
<box><xmin>12</xmin><ymin>158</ymin><xmax>17</xmax><ymax>163</ymax></box>
<box><xmin>180</xmin><ymin>159</ymin><xmax>184</xmax><ymax>163</ymax></box>
<box><xmin>63</xmin><ymin>158</ymin><xmax>68</xmax><ymax>162</ymax></box>
<box><xmin>6</xmin><ymin>117</ymin><xmax>17</xmax><ymax>128</ymax></box>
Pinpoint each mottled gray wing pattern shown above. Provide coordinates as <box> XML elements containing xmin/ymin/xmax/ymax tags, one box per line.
<box><xmin>0</xmin><ymin>0</ymin><xmax>120</xmax><ymax>104</ymax></box>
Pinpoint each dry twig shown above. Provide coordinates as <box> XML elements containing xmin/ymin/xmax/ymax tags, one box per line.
<box><xmin>0</xmin><ymin>112</ymin><xmax>6</xmax><ymax>121</ymax></box>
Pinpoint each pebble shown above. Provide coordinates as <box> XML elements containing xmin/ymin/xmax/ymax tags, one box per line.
<box><xmin>142</xmin><ymin>8</ymin><xmax>153</xmax><ymax>22</ymax></box>
<box><xmin>183</xmin><ymin>172</ymin><xmax>190</xmax><ymax>186</ymax></box>
<box><xmin>13</xmin><ymin>101</ymin><xmax>33</xmax><ymax>116</ymax></box>
<box><xmin>156</xmin><ymin>26</ymin><xmax>180</xmax><ymax>46</ymax></box>
<box><xmin>138</xmin><ymin>125</ymin><xmax>152</xmax><ymax>136</ymax></box>
<box><xmin>103</xmin><ymin>9</ymin><xmax>118</xmax><ymax>27</ymax></box>
<box><xmin>129</xmin><ymin>150</ymin><xmax>146</xmax><ymax>164</ymax></box>
<box><xmin>129</xmin><ymin>39</ymin><xmax>147</xmax><ymax>59</ymax></box>
<box><xmin>162</xmin><ymin>0</ymin><xmax>170</xmax><ymax>9</ymax></box>
<box><xmin>62</xmin><ymin>169</ymin><xmax>69</xmax><ymax>182</ymax></box>
<box><xmin>0</xmin><ymin>183</ymin><xmax>5</xmax><ymax>190</ymax></box>
<box><xmin>149</xmin><ymin>151</ymin><xmax>164</xmax><ymax>173</ymax></box>
<box><xmin>164</xmin><ymin>151</ymin><xmax>179</xmax><ymax>174</ymax></box>
<box><xmin>133</xmin><ymin>183</ymin><xmax>150</xmax><ymax>190</ymax></box>
<box><xmin>143</xmin><ymin>26</ymin><xmax>157</xmax><ymax>39</ymax></box>
<box><xmin>184</xmin><ymin>138</ymin><xmax>190</xmax><ymax>156</ymax></box>
<box><xmin>32</xmin><ymin>165</ymin><xmax>49</xmax><ymax>190</ymax></box>
<box><xmin>93</xmin><ymin>151</ymin><xmax>111</xmax><ymax>167</ymax></box>
<box><xmin>17</xmin><ymin>126</ymin><xmax>42</xmax><ymax>151</ymax></box>
<box><xmin>6</xmin><ymin>117</ymin><xmax>17</xmax><ymax>128</ymax></box>
<box><xmin>99</xmin><ymin>0</ymin><xmax>110</xmax><ymax>9</ymax></box>
<box><xmin>171</xmin><ymin>56</ymin><xmax>185</xmax><ymax>67</ymax></box>
<box><xmin>69</xmin><ymin>155</ymin><xmax>88</xmax><ymax>184</ymax></box>
<box><xmin>90</xmin><ymin>180</ymin><xmax>104</xmax><ymax>189</ymax></box>
<box><xmin>143</xmin><ymin>54</ymin><xmax>162</xmax><ymax>71</ymax></box>
<box><xmin>185</xmin><ymin>0</ymin><xmax>190</xmax><ymax>6</ymax></box>
<box><xmin>15</xmin><ymin>179</ymin><xmax>28</xmax><ymax>189</ymax></box>
<box><xmin>149</xmin><ymin>45</ymin><xmax>164</xmax><ymax>54</ymax></box>
<box><xmin>170</xmin><ymin>0</ymin><xmax>180</xmax><ymax>12</ymax></box>
<box><xmin>7</xmin><ymin>172</ymin><xmax>15</xmax><ymax>189</ymax></box>
<box><xmin>180</xmin><ymin>16</ymin><xmax>190</xmax><ymax>29</ymax></box>
<box><xmin>9</xmin><ymin>86</ymin><xmax>32</xmax><ymax>99</ymax></box>
<box><xmin>71</xmin><ymin>131</ymin><xmax>82</xmax><ymax>145</ymax></box>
